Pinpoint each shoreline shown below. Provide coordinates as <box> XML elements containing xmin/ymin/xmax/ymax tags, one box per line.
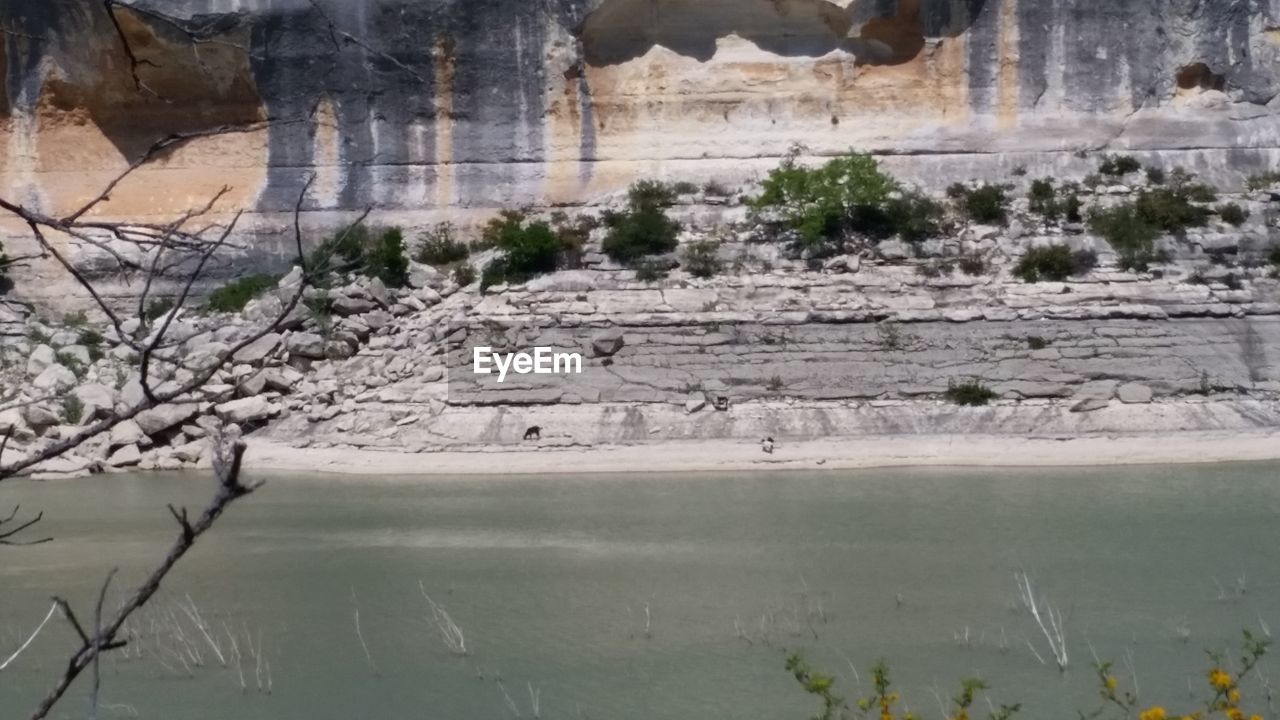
<box><xmin>244</xmin><ymin>429</ymin><xmax>1280</xmax><ymax>476</ymax></box>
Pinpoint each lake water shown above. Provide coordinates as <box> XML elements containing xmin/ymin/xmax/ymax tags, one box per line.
<box><xmin>2</xmin><ymin>463</ymin><xmax>1279</xmax><ymax>720</ymax></box>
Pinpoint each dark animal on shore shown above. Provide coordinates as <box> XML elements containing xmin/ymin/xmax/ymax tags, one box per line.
<box><xmin>524</xmin><ymin>426</ymin><xmax>542</xmax><ymax>441</ymax></box>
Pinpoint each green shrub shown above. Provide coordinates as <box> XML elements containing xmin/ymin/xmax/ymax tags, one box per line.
<box><xmin>602</xmin><ymin>183</ymin><xmax>682</xmax><ymax>265</ymax></box>
<box><xmin>945</xmin><ymin>378</ymin><xmax>998</xmax><ymax>406</ymax></box>
<box><xmin>671</xmin><ymin>181</ymin><xmax>698</xmax><ymax>195</ymax></box>
<box><xmin>1134</xmin><ymin>187</ymin><xmax>1212</xmax><ymax>233</ymax></box>
<box><xmin>78</xmin><ymin>329</ymin><xmax>105</xmax><ymax>362</ymax></box>
<box><xmin>1217</xmin><ymin>202</ymin><xmax>1249</xmax><ymax>227</ymax></box>
<box><xmin>60</xmin><ymin>395</ymin><xmax>85</xmax><ymax>425</ymax></box>
<box><xmin>1027</xmin><ymin>336</ymin><xmax>1048</xmax><ymax>350</ymax></box>
<box><xmin>1011</xmin><ymin>164</ymin><xmax>1028</xmax><ymax>176</ymax></box>
<box><xmin>1014</xmin><ymin>245</ymin><xmax>1095</xmax><ymax>282</ymax></box>
<box><xmin>451</xmin><ymin>263</ymin><xmax>476</xmax><ymax>287</ymax></box>
<box><xmin>752</xmin><ymin>153</ymin><xmax>898</xmax><ymax>244</ymax></box>
<box><xmin>634</xmin><ymin>259</ymin><xmax>668</xmax><ymax>282</ymax></box>
<box><xmin>682</xmin><ymin>240</ymin><xmax>722</xmax><ymax>278</ymax></box>
<box><xmin>55</xmin><ymin>351</ymin><xmax>86</xmax><ymax>379</ymax></box>
<box><xmin>1145</xmin><ymin>166</ymin><xmax>1166</xmax><ymax>185</ymax></box>
<box><xmin>145</xmin><ymin>298</ymin><xmax>175</xmax><ymax>321</ymax></box>
<box><xmin>1027</xmin><ymin>179</ymin><xmax>1060</xmax><ymax>220</ymax></box>
<box><xmin>1267</xmin><ymin>245</ymin><xmax>1280</xmax><ymax>277</ymax></box>
<box><xmin>1063</xmin><ymin>193</ymin><xmax>1083</xmax><ymax>223</ymax></box>
<box><xmin>1088</xmin><ymin>204</ymin><xmax>1162</xmax><ymax>271</ymax></box>
<box><xmin>480</xmin><ymin>212</ymin><xmax>567</xmax><ymax>290</ymax></box>
<box><xmin>1246</xmin><ymin>171</ymin><xmax>1280</xmax><ymax>191</ymax></box>
<box><xmin>881</xmin><ymin>190</ymin><xmax>946</xmax><ymax>243</ymax></box>
<box><xmin>307</xmin><ymin>224</ymin><xmax>409</xmax><ymax>288</ymax></box>
<box><xmin>702</xmin><ymin>180</ymin><xmax>730</xmax><ymax>196</ymax></box>
<box><xmin>954</xmin><ymin>183</ymin><xmax>1010</xmax><ymax>225</ymax></box>
<box><xmin>414</xmin><ymin>223</ymin><xmax>470</xmax><ymax>266</ymax></box>
<box><xmin>1099</xmin><ymin>154</ymin><xmax>1141</xmax><ymax>177</ymax></box>
<box><xmin>1083</xmin><ymin>173</ymin><xmax>1103</xmax><ymax>190</ymax></box>
<box><xmin>205</xmin><ymin>274</ymin><xmax>279</xmax><ymax>313</ymax></box>
<box><xmin>63</xmin><ymin>310</ymin><xmax>89</xmax><ymax>327</ymax></box>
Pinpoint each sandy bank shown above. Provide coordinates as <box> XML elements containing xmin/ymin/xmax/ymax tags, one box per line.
<box><xmin>244</xmin><ymin>429</ymin><xmax>1280</xmax><ymax>476</ymax></box>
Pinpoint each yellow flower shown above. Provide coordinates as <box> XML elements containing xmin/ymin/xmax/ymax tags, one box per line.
<box><xmin>1139</xmin><ymin>706</ymin><xmax>1168</xmax><ymax>720</ymax></box>
<box><xmin>1105</xmin><ymin>676</ymin><xmax>1118</xmax><ymax>692</ymax></box>
<box><xmin>1227</xmin><ymin>688</ymin><xmax>1241</xmax><ymax>705</ymax></box>
<box><xmin>1249</xmin><ymin>715</ymin><xmax>1262</xmax><ymax>720</ymax></box>
<box><xmin>1209</xmin><ymin>668</ymin><xmax>1234</xmax><ymax>692</ymax></box>
<box><xmin>1224</xmin><ymin>708</ymin><xmax>1243</xmax><ymax>720</ymax></box>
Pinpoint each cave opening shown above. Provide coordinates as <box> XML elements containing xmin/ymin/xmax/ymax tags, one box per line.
<box><xmin>1176</xmin><ymin>62</ymin><xmax>1226</xmax><ymax>92</ymax></box>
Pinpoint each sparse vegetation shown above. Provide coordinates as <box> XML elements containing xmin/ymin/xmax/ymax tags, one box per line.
<box><xmin>1269</xmin><ymin>245</ymin><xmax>1280</xmax><ymax>274</ymax></box>
<box><xmin>480</xmin><ymin>211</ymin><xmax>575</xmax><ymax>291</ymax></box>
<box><xmin>958</xmin><ymin>254</ymin><xmax>986</xmax><ymax>276</ymax></box>
<box><xmin>1145</xmin><ymin>166</ymin><xmax>1166</xmax><ymax>185</ymax></box>
<box><xmin>1088</xmin><ymin>204</ymin><xmax>1162</xmax><ymax>271</ymax></box>
<box><xmin>1027</xmin><ymin>336</ymin><xmax>1048</xmax><ymax>350</ymax></box>
<box><xmin>145</xmin><ymin>298</ymin><xmax>175</xmax><ymax>322</ymax></box>
<box><xmin>55</xmin><ymin>351</ymin><xmax>86</xmax><ymax>379</ymax></box>
<box><xmin>451</xmin><ymin>263</ymin><xmax>476</xmax><ymax>287</ymax></box>
<box><xmin>205</xmin><ymin>274</ymin><xmax>279</xmax><ymax>313</ymax></box>
<box><xmin>1027</xmin><ymin>179</ymin><xmax>1061</xmax><ymax>221</ymax></box>
<box><xmin>952</xmin><ymin>183</ymin><xmax>1010</xmax><ymax>225</ymax></box>
<box><xmin>78</xmin><ymin>329</ymin><xmax>105</xmax><ymax>362</ymax></box>
<box><xmin>945</xmin><ymin>378</ymin><xmax>998</xmax><ymax>406</ymax></box>
<box><xmin>1014</xmin><ymin>245</ymin><xmax>1097</xmax><ymax>282</ymax></box>
<box><xmin>307</xmin><ymin>224</ymin><xmax>410</xmax><ymax>287</ymax></box>
<box><xmin>414</xmin><ymin>223</ymin><xmax>470</xmax><ymax>266</ymax></box>
<box><xmin>634</xmin><ymin>259</ymin><xmax>668</xmax><ymax>282</ymax></box>
<box><xmin>602</xmin><ymin>182</ymin><xmax>682</xmax><ymax>265</ymax></box>
<box><xmin>765</xmin><ymin>375</ymin><xmax>784</xmax><ymax>392</ymax></box>
<box><xmin>682</xmin><ymin>240</ymin><xmax>723</xmax><ymax>278</ymax></box>
<box><xmin>1246</xmin><ymin>170</ymin><xmax>1280</xmax><ymax>191</ymax></box>
<box><xmin>1098</xmin><ymin>154</ymin><xmax>1141</xmax><ymax>177</ymax></box>
<box><xmin>60</xmin><ymin>395</ymin><xmax>85</xmax><ymax>425</ymax></box>
<box><xmin>702</xmin><ymin>180</ymin><xmax>731</xmax><ymax>196</ymax></box>
<box><xmin>62</xmin><ymin>310</ymin><xmax>89</xmax><ymax>327</ymax></box>
<box><xmin>1217</xmin><ymin>202</ymin><xmax>1249</xmax><ymax>227</ymax></box>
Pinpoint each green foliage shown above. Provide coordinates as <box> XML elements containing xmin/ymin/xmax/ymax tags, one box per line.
<box><xmin>1027</xmin><ymin>179</ymin><xmax>1060</xmax><ymax>221</ymax></box>
<box><xmin>602</xmin><ymin>183</ymin><xmax>682</xmax><ymax>265</ymax></box>
<box><xmin>1135</xmin><ymin>187</ymin><xmax>1213</xmax><ymax>233</ymax></box>
<box><xmin>307</xmin><ymin>224</ymin><xmax>409</xmax><ymax>288</ymax></box>
<box><xmin>78</xmin><ymin>329</ymin><xmax>105</xmax><ymax>362</ymax></box>
<box><xmin>785</xmin><ymin>653</ymin><xmax>844</xmax><ymax>720</ymax></box>
<box><xmin>881</xmin><ymin>191</ymin><xmax>947</xmax><ymax>243</ymax></box>
<box><xmin>205</xmin><ymin>274</ymin><xmax>279</xmax><ymax>313</ymax></box>
<box><xmin>751</xmin><ymin>153</ymin><xmax>898</xmax><ymax>244</ymax></box>
<box><xmin>145</xmin><ymin>298</ymin><xmax>175</xmax><ymax>322</ymax></box>
<box><xmin>958</xmin><ymin>254</ymin><xmax>986</xmax><ymax>276</ymax></box>
<box><xmin>671</xmin><ymin>180</ymin><xmax>699</xmax><ymax>195</ymax></box>
<box><xmin>682</xmin><ymin>240</ymin><xmax>722</xmax><ymax>279</ymax></box>
<box><xmin>702</xmin><ymin>180</ymin><xmax>731</xmax><ymax>196</ymax></box>
<box><xmin>1011</xmin><ymin>165</ymin><xmax>1028</xmax><ymax>177</ymax></box>
<box><xmin>60</xmin><ymin>395</ymin><xmax>85</xmax><ymax>425</ymax></box>
<box><xmin>1098</xmin><ymin>154</ymin><xmax>1141</xmax><ymax>177</ymax></box>
<box><xmin>1245</xmin><ymin>171</ymin><xmax>1280</xmax><ymax>191</ymax></box>
<box><xmin>1014</xmin><ymin>245</ymin><xmax>1096</xmax><ymax>282</ymax></box>
<box><xmin>480</xmin><ymin>212</ymin><xmax>566</xmax><ymax>290</ymax></box>
<box><xmin>62</xmin><ymin>310</ymin><xmax>89</xmax><ymax>327</ymax></box>
<box><xmin>1145</xmin><ymin>166</ymin><xmax>1166</xmax><ymax>185</ymax></box>
<box><xmin>1088</xmin><ymin>204</ymin><xmax>1162</xmax><ymax>271</ymax></box>
<box><xmin>414</xmin><ymin>223</ymin><xmax>470</xmax><ymax>266</ymax></box>
<box><xmin>945</xmin><ymin>378</ymin><xmax>997</xmax><ymax>406</ymax></box>
<box><xmin>953</xmin><ymin>184</ymin><xmax>1010</xmax><ymax>225</ymax></box>
<box><xmin>766</xmin><ymin>375</ymin><xmax>784</xmax><ymax>392</ymax></box>
<box><xmin>1217</xmin><ymin>202</ymin><xmax>1249</xmax><ymax>227</ymax></box>
<box><xmin>634</xmin><ymin>259</ymin><xmax>668</xmax><ymax>282</ymax></box>
<box><xmin>451</xmin><ymin>263</ymin><xmax>476</xmax><ymax>287</ymax></box>
<box><xmin>1063</xmin><ymin>192</ymin><xmax>1083</xmax><ymax>224</ymax></box>
<box><xmin>1083</xmin><ymin>173</ymin><xmax>1104</xmax><ymax>190</ymax></box>
<box><xmin>1027</xmin><ymin>336</ymin><xmax>1048</xmax><ymax>350</ymax></box>
<box><xmin>55</xmin><ymin>351</ymin><xmax>86</xmax><ymax>379</ymax></box>
<box><xmin>28</xmin><ymin>327</ymin><xmax>51</xmax><ymax>345</ymax></box>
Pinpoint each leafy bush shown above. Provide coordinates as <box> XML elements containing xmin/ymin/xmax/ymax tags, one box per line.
<box><xmin>63</xmin><ymin>310</ymin><xmax>89</xmax><ymax>327</ymax></box>
<box><xmin>702</xmin><ymin>180</ymin><xmax>730</xmax><ymax>196</ymax></box>
<box><xmin>307</xmin><ymin>224</ymin><xmax>409</xmax><ymax>288</ymax></box>
<box><xmin>1134</xmin><ymin>187</ymin><xmax>1213</xmax><ymax>233</ymax></box>
<box><xmin>634</xmin><ymin>259</ymin><xmax>668</xmax><ymax>282</ymax></box>
<box><xmin>1014</xmin><ymin>245</ymin><xmax>1096</xmax><ymax>282</ymax></box>
<box><xmin>682</xmin><ymin>240</ymin><xmax>722</xmax><ymax>278</ymax></box>
<box><xmin>1083</xmin><ymin>173</ymin><xmax>1103</xmax><ymax>190</ymax></box>
<box><xmin>451</xmin><ymin>263</ymin><xmax>476</xmax><ymax>287</ymax></box>
<box><xmin>55</xmin><ymin>351</ymin><xmax>86</xmax><ymax>379</ymax></box>
<box><xmin>1217</xmin><ymin>203</ymin><xmax>1249</xmax><ymax>227</ymax></box>
<box><xmin>1063</xmin><ymin>192</ymin><xmax>1083</xmax><ymax>224</ymax></box>
<box><xmin>1088</xmin><ymin>204</ymin><xmax>1162</xmax><ymax>271</ymax></box>
<box><xmin>1267</xmin><ymin>245</ymin><xmax>1280</xmax><ymax>277</ymax></box>
<box><xmin>954</xmin><ymin>183</ymin><xmax>1010</xmax><ymax>225</ymax></box>
<box><xmin>1099</xmin><ymin>154</ymin><xmax>1141</xmax><ymax>177</ymax></box>
<box><xmin>78</xmin><ymin>329</ymin><xmax>105</xmax><ymax>362</ymax></box>
<box><xmin>602</xmin><ymin>182</ymin><xmax>682</xmax><ymax>265</ymax></box>
<box><xmin>1027</xmin><ymin>179</ymin><xmax>1060</xmax><ymax>220</ymax></box>
<box><xmin>881</xmin><ymin>190</ymin><xmax>947</xmax><ymax>243</ymax></box>
<box><xmin>1246</xmin><ymin>171</ymin><xmax>1280</xmax><ymax>191</ymax></box>
<box><xmin>945</xmin><ymin>378</ymin><xmax>998</xmax><ymax>406</ymax></box>
<box><xmin>480</xmin><ymin>212</ymin><xmax>568</xmax><ymax>290</ymax></box>
<box><xmin>61</xmin><ymin>395</ymin><xmax>85</xmax><ymax>425</ymax></box>
<box><xmin>1027</xmin><ymin>336</ymin><xmax>1048</xmax><ymax>350</ymax></box>
<box><xmin>414</xmin><ymin>223</ymin><xmax>470</xmax><ymax>266</ymax></box>
<box><xmin>145</xmin><ymin>298</ymin><xmax>175</xmax><ymax>321</ymax></box>
<box><xmin>205</xmin><ymin>274</ymin><xmax>279</xmax><ymax>313</ymax></box>
<box><xmin>752</xmin><ymin>153</ymin><xmax>898</xmax><ymax>244</ymax></box>
<box><xmin>1145</xmin><ymin>166</ymin><xmax>1166</xmax><ymax>185</ymax></box>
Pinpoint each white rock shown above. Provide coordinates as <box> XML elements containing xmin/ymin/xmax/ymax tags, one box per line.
<box><xmin>27</xmin><ymin>344</ymin><xmax>55</xmax><ymax>376</ymax></box>
<box><xmin>107</xmin><ymin>444</ymin><xmax>142</xmax><ymax>467</ymax></box>
<box><xmin>684</xmin><ymin>391</ymin><xmax>707</xmax><ymax>414</ymax></box>
<box><xmin>233</xmin><ymin>333</ymin><xmax>281</xmax><ymax>363</ymax></box>
<box><xmin>214</xmin><ymin>396</ymin><xmax>274</xmax><ymax>423</ymax></box>
<box><xmin>32</xmin><ymin>364</ymin><xmax>77</xmax><ymax>392</ymax></box>
<box><xmin>109</xmin><ymin>419</ymin><xmax>147</xmax><ymax>448</ymax></box>
<box><xmin>1117</xmin><ymin>383</ymin><xmax>1154</xmax><ymax>404</ymax></box>
<box><xmin>136</xmin><ymin>403</ymin><xmax>201</xmax><ymax>436</ymax></box>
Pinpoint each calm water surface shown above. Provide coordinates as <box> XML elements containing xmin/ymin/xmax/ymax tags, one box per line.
<box><xmin>1</xmin><ymin>463</ymin><xmax>1279</xmax><ymax>719</ymax></box>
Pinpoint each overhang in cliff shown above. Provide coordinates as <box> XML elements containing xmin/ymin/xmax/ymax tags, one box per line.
<box><xmin>580</xmin><ymin>0</ymin><xmax>985</xmax><ymax>66</ymax></box>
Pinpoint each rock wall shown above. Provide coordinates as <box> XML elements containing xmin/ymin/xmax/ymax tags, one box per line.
<box><xmin>3</xmin><ymin>1</ymin><xmax>1280</xmax><ymax>287</ymax></box>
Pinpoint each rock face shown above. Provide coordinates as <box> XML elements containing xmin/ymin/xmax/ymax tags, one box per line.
<box><xmin>3</xmin><ymin>1</ymin><xmax>1280</xmax><ymax>308</ymax></box>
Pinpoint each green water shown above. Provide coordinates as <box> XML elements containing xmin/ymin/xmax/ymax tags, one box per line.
<box><xmin>2</xmin><ymin>464</ymin><xmax>1279</xmax><ymax>719</ymax></box>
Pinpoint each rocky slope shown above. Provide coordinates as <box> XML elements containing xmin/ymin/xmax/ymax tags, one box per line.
<box><xmin>3</xmin><ymin>1</ymin><xmax>1280</xmax><ymax>308</ymax></box>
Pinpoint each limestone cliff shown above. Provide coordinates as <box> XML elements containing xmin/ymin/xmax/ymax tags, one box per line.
<box><xmin>3</xmin><ymin>0</ymin><xmax>1278</xmax><ymax>244</ymax></box>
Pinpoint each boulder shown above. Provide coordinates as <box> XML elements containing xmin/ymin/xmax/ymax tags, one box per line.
<box><xmin>286</xmin><ymin>332</ymin><xmax>327</xmax><ymax>359</ymax></box>
<box><xmin>407</xmin><ymin>261</ymin><xmax>444</xmax><ymax>289</ymax></box>
<box><xmin>170</xmin><ymin>440</ymin><xmax>208</xmax><ymax>464</ymax></box>
<box><xmin>261</xmin><ymin>367</ymin><xmax>303</xmax><ymax>392</ymax></box>
<box><xmin>591</xmin><ymin>329</ymin><xmax>626</xmax><ymax>357</ymax></box>
<box><xmin>109</xmin><ymin>419</ymin><xmax>147</xmax><ymax>448</ymax></box>
<box><xmin>684</xmin><ymin>391</ymin><xmax>707</xmax><ymax>414</ymax></box>
<box><xmin>22</xmin><ymin>403</ymin><xmax>60</xmax><ymax>428</ymax></box>
<box><xmin>107</xmin><ymin>444</ymin><xmax>142</xmax><ymax>467</ymax></box>
<box><xmin>32</xmin><ymin>364</ymin><xmax>78</xmax><ymax>393</ymax></box>
<box><xmin>365</xmin><ymin>277</ymin><xmax>391</xmax><ymax>308</ymax></box>
<box><xmin>74</xmin><ymin>383</ymin><xmax>119</xmax><ymax>419</ymax></box>
<box><xmin>27</xmin><ymin>344</ymin><xmax>55</xmax><ymax>376</ymax></box>
<box><xmin>60</xmin><ymin>345</ymin><xmax>91</xmax><ymax>366</ymax></box>
<box><xmin>214</xmin><ymin>396</ymin><xmax>274</xmax><ymax>424</ymax></box>
<box><xmin>1117</xmin><ymin>383</ymin><xmax>1154</xmax><ymax>404</ymax></box>
<box><xmin>331</xmin><ymin>295</ymin><xmax>376</xmax><ymax>316</ymax></box>
<box><xmin>136</xmin><ymin>403</ymin><xmax>201</xmax><ymax>436</ymax></box>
